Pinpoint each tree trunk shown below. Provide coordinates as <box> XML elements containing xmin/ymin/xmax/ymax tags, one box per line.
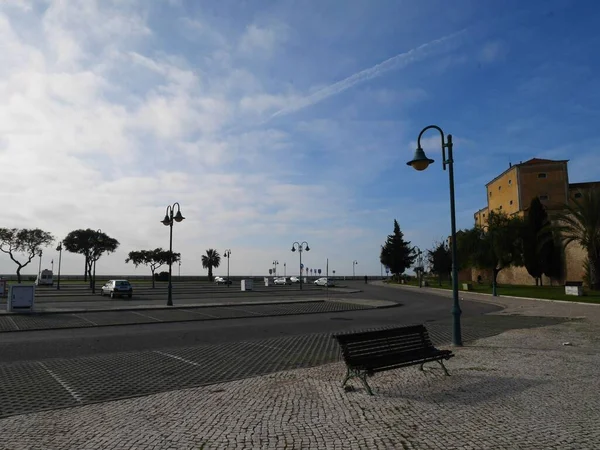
<box><xmin>84</xmin><ymin>256</ymin><xmax>88</xmax><ymax>282</ymax></box>
<box><xmin>208</xmin><ymin>266</ymin><xmax>213</xmax><ymax>282</ymax></box>
<box><xmin>151</xmin><ymin>269</ymin><xmax>155</xmax><ymax>288</ymax></box>
<box><xmin>16</xmin><ymin>266</ymin><xmax>22</xmax><ymax>284</ymax></box>
<box><xmin>540</xmin><ymin>277</ymin><xmax>543</xmax><ymax>286</ymax></box>
<box><xmin>591</xmin><ymin>255</ymin><xmax>600</xmax><ymax>291</ymax></box>
<box><xmin>87</xmin><ymin>260</ymin><xmax>94</xmax><ymax>289</ymax></box>
<box><xmin>492</xmin><ymin>268</ymin><xmax>500</xmax><ymax>296</ymax></box>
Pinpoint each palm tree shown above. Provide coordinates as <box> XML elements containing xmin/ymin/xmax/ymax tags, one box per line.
<box><xmin>201</xmin><ymin>248</ymin><xmax>221</xmax><ymax>282</ymax></box>
<box><xmin>554</xmin><ymin>188</ymin><xmax>600</xmax><ymax>290</ymax></box>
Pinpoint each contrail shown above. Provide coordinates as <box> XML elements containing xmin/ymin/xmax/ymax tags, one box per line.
<box><xmin>268</xmin><ymin>29</ymin><xmax>467</xmax><ymax>120</ymax></box>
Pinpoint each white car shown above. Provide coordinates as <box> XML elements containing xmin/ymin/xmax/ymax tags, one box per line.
<box><xmin>101</xmin><ymin>279</ymin><xmax>133</xmax><ymax>298</ymax></box>
<box><xmin>215</xmin><ymin>277</ymin><xmax>232</xmax><ymax>285</ymax></box>
<box><xmin>289</xmin><ymin>277</ymin><xmax>300</xmax><ymax>283</ymax></box>
<box><xmin>314</xmin><ymin>277</ymin><xmax>334</xmax><ymax>287</ymax></box>
<box><xmin>273</xmin><ymin>277</ymin><xmax>291</xmax><ymax>285</ymax></box>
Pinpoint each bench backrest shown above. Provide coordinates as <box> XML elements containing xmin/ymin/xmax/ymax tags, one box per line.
<box><xmin>333</xmin><ymin>325</ymin><xmax>434</xmax><ymax>364</ymax></box>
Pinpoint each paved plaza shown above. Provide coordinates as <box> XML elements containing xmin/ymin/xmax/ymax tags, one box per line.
<box><xmin>0</xmin><ymin>283</ymin><xmax>599</xmax><ymax>449</ymax></box>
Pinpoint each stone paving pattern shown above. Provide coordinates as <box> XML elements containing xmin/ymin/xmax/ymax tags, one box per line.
<box><xmin>1</xmin><ymin>316</ymin><xmax>599</xmax><ymax>449</ymax></box>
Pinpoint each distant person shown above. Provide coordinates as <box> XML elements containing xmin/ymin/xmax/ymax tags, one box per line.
<box><xmin>364</xmin><ymin>275</ymin><xmax>368</xmax><ymax>284</ymax></box>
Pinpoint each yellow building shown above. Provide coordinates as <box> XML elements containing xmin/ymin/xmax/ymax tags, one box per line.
<box><xmin>471</xmin><ymin>158</ymin><xmax>597</xmax><ymax>285</ymax></box>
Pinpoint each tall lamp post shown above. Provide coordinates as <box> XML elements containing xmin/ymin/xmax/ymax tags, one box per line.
<box><xmin>291</xmin><ymin>241</ymin><xmax>309</xmax><ymax>290</ymax></box>
<box><xmin>272</xmin><ymin>260</ymin><xmax>279</xmax><ymax>277</ymax></box>
<box><xmin>37</xmin><ymin>250</ymin><xmax>43</xmax><ymax>280</ymax></box>
<box><xmin>161</xmin><ymin>203</ymin><xmax>185</xmax><ymax>306</ymax></box>
<box><xmin>407</xmin><ymin>125</ymin><xmax>462</xmax><ymax>346</ymax></box>
<box><xmin>284</xmin><ymin>262</ymin><xmax>286</xmax><ymax>277</ymax></box>
<box><xmin>178</xmin><ymin>259</ymin><xmax>181</xmax><ymax>279</ymax></box>
<box><xmin>224</xmin><ymin>249</ymin><xmax>231</xmax><ymax>287</ymax></box>
<box><xmin>352</xmin><ymin>260</ymin><xmax>358</xmax><ymax>278</ymax></box>
<box><xmin>91</xmin><ymin>229</ymin><xmax>102</xmax><ymax>295</ymax></box>
<box><xmin>56</xmin><ymin>243</ymin><xmax>63</xmax><ymax>290</ymax></box>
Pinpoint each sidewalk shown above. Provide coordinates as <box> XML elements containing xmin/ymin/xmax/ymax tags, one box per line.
<box><xmin>0</xmin><ymin>302</ymin><xmax>598</xmax><ymax>449</ymax></box>
<box><xmin>378</xmin><ymin>281</ymin><xmax>600</xmax><ymax>321</ymax></box>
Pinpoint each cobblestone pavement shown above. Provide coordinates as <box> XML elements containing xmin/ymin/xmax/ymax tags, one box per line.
<box><xmin>0</xmin><ymin>315</ymin><xmax>565</xmax><ymax>419</ymax></box>
<box><xmin>0</xmin><ymin>317</ymin><xmax>598</xmax><ymax>449</ymax></box>
<box><xmin>0</xmin><ymin>300</ymin><xmax>376</xmax><ymax>333</ymax></box>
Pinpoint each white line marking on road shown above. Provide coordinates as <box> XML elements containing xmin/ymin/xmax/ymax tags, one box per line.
<box><xmin>6</xmin><ymin>316</ymin><xmax>19</xmax><ymax>330</ymax></box>
<box><xmin>153</xmin><ymin>350</ymin><xmax>201</xmax><ymax>367</ymax></box>
<box><xmin>181</xmin><ymin>309</ymin><xmax>219</xmax><ymax>318</ymax></box>
<box><xmin>38</xmin><ymin>362</ymin><xmax>82</xmax><ymax>403</ymax></box>
<box><xmin>72</xmin><ymin>313</ymin><xmax>98</xmax><ymax>326</ymax></box>
<box><xmin>130</xmin><ymin>311</ymin><xmax>163</xmax><ymax>321</ymax></box>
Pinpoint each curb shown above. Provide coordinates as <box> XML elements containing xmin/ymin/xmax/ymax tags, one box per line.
<box><xmin>0</xmin><ymin>300</ymin><xmax>401</xmax><ymax>334</ymax></box>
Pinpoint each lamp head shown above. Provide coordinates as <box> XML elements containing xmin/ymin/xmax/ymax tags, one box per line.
<box><xmin>291</xmin><ymin>246</ymin><xmax>296</xmax><ymax>252</ymax></box>
<box><xmin>161</xmin><ymin>214</ymin><xmax>171</xmax><ymax>226</ymax></box>
<box><xmin>407</xmin><ymin>147</ymin><xmax>434</xmax><ymax>171</ymax></box>
<box><xmin>173</xmin><ymin>210</ymin><xmax>185</xmax><ymax>222</ymax></box>
<box><xmin>305</xmin><ymin>245</ymin><xmax>310</xmax><ymax>252</ymax></box>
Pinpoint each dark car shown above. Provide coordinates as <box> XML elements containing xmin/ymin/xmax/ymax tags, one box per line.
<box><xmin>101</xmin><ymin>279</ymin><xmax>133</xmax><ymax>298</ymax></box>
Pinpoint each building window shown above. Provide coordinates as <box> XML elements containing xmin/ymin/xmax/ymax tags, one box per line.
<box><xmin>539</xmin><ymin>195</ymin><xmax>549</xmax><ymax>201</ymax></box>
<box><xmin>509</xmin><ymin>200</ymin><xmax>513</xmax><ymax>205</ymax></box>
<box><xmin>483</xmin><ymin>213</ymin><xmax>486</xmax><ymax>217</ymax></box>
<box><xmin>499</xmin><ymin>205</ymin><xmax>503</xmax><ymax>210</ymax></box>
<box><xmin>489</xmin><ymin>191</ymin><xmax>492</xmax><ymax>197</ymax></box>
<box><xmin>498</xmin><ymin>186</ymin><xmax>502</xmax><ymax>190</ymax></box>
<box><xmin>508</xmin><ymin>179</ymin><xmax>512</xmax><ymax>185</ymax></box>
<box><xmin>538</xmin><ymin>173</ymin><xmax>547</xmax><ymax>179</ymax></box>
<box><xmin>574</xmin><ymin>192</ymin><xmax>582</xmax><ymax>199</ymax></box>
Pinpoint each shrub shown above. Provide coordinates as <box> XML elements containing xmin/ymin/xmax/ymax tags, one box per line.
<box><xmin>154</xmin><ymin>271</ymin><xmax>169</xmax><ymax>281</ymax></box>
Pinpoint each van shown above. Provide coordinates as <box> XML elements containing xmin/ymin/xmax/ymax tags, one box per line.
<box><xmin>35</xmin><ymin>269</ymin><xmax>53</xmax><ymax>286</ymax></box>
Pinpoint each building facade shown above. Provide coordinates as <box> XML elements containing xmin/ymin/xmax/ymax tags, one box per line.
<box><xmin>470</xmin><ymin>158</ymin><xmax>597</xmax><ymax>285</ymax></box>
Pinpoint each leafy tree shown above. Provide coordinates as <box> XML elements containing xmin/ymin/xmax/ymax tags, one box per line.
<box><xmin>380</xmin><ymin>220</ymin><xmax>416</xmax><ymax>279</ymax></box>
<box><xmin>0</xmin><ymin>228</ymin><xmax>54</xmax><ymax>283</ymax></box>
<box><xmin>201</xmin><ymin>248</ymin><xmax>221</xmax><ymax>282</ymax></box>
<box><xmin>554</xmin><ymin>188</ymin><xmax>600</xmax><ymax>289</ymax></box>
<box><xmin>427</xmin><ymin>240</ymin><xmax>452</xmax><ymax>286</ymax></box>
<box><xmin>126</xmin><ymin>248</ymin><xmax>181</xmax><ymax>288</ymax></box>
<box><xmin>522</xmin><ymin>197</ymin><xmax>556</xmax><ymax>286</ymax></box>
<box><xmin>63</xmin><ymin>229</ymin><xmax>119</xmax><ymax>287</ymax></box>
<box><xmin>457</xmin><ymin>211</ymin><xmax>524</xmax><ymax>296</ymax></box>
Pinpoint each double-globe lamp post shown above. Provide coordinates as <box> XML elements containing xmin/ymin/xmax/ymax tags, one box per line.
<box><xmin>224</xmin><ymin>249</ymin><xmax>232</xmax><ymax>287</ymax></box>
<box><xmin>161</xmin><ymin>203</ymin><xmax>185</xmax><ymax>306</ymax></box>
<box><xmin>291</xmin><ymin>241</ymin><xmax>309</xmax><ymax>290</ymax></box>
<box><xmin>272</xmin><ymin>260</ymin><xmax>279</xmax><ymax>277</ymax></box>
<box><xmin>407</xmin><ymin>125</ymin><xmax>462</xmax><ymax>347</ymax></box>
<box><xmin>56</xmin><ymin>243</ymin><xmax>63</xmax><ymax>290</ymax></box>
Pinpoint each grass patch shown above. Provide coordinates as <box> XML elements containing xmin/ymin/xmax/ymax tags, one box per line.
<box><xmin>389</xmin><ymin>279</ymin><xmax>600</xmax><ymax>303</ymax></box>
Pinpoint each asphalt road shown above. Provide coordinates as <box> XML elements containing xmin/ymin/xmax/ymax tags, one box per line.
<box><xmin>1</xmin><ymin>282</ymin><xmax>498</xmax><ymax>363</ymax></box>
<box><xmin>3</xmin><ymin>282</ymin><xmax>573</xmax><ymax>419</ymax></box>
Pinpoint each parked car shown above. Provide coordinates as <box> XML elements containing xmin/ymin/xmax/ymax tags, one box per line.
<box><xmin>289</xmin><ymin>276</ymin><xmax>300</xmax><ymax>283</ymax></box>
<box><xmin>35</xmin><ymin>269</ymin><xmax>53</xmax><ymax>286</ymax></box>
<box><xmin>215</xmin><ymin>277</ymin><xmax>232</xmax><ymax>285</ymax></box>
<box><xmin>314</xmin><ymin>277</ymin><xmax>334</xmax><ymax>287</ymax></box>
<box><xmin>101</xmin><ymin>279</ymin><xmax>133</xmax><ymax>298</ymax></box>
<box><xmin>274</xmin><ymin>277</ymin><xmax>291</xmax><ymax>285</ymax></box>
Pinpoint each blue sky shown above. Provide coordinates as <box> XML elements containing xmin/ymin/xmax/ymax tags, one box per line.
<box><xmin>0</xmin><ymin>0</ymin><xmax>599</xmax><ymax>277</ymax></box>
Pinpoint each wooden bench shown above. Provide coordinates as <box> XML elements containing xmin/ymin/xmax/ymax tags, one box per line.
<box><xmin>332</xmin><ymin>325</ymin><xmax>454</xmax><ymax>395</ymax></box>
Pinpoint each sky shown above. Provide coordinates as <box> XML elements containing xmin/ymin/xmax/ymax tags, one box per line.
<box><xmin>0</xmin><ymin>0</ymin><xmax>599</xmax><ymax>278</ymax></box>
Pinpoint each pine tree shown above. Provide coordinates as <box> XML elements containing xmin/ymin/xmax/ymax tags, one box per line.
<box><xmin>380</xmin><ymin>220</ymin><xmax>416</xmax><ymax>278</ymax></box>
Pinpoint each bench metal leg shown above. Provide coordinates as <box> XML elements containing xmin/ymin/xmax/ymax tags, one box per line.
<box><xmin>341</xmin><ymin>367</ymin><xmax>374</xmax><ymax>395</ymax></box>
<box><xmin>437</xmin><ymin>359</ymin><xmax>450</xmax><ymax>376</ymax></box>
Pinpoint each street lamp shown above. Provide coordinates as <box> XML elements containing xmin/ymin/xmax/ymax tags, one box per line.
<box><xmin>291</xmin><ymin>241</ymin><xmax>309</xmax><ymax>290</ymax></box>
<box><xmin>178</xmin><ymin>259</ymin><xmax>182</xmax><ymax>279</ymax></box>
<box><xmin>352</xmin><ymin>260</ymin><xmax>358</xmax><ymax>278</ymax></box>
<box><xmin>272</xmin><ymin>260</ymin><xmax>279</xmax><ymax>277</ymax></box>
<box><xmin>56</xmin><ymin>243</ymin><xmax>63</xmax><ymax>290</ymax></box>
<box><xmin>407</xmin><ymin>125</ymin><xmax>462</xmax><ymax>346</ymax></box>
<box><xmin>224</xmin><ymin>249</ymin><xmax>231</xmax><ymax>287</ymax></box>
<box><xmin>37</xmin><ymin>250</ymin><xmax>43</xmax><ymax>280</ymax></box>
<box><xmin>161</xmin><ymin>202</ymin><xmax>185</xmax><ymax>306</ymax></box>
<box><xmin>284</xmin><ymin>262</ymin><xmax>286</xmax><ymax>277</ymax></box>
<box><xmin>91</xmin><ymin>229</ymin><xmax>102</xmax><ymax>295</ymax></box>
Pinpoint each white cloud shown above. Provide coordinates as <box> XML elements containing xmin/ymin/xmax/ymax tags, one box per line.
<box><xmin>238</xmin><ymin>23</ymin><xmax>286</xmax><ymax>57</ymax></box>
